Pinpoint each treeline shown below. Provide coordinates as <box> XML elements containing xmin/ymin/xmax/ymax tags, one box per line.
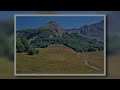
<box><xmin>17</xmin><ymin>29</ymin><xmax>104</xmax><ymax>53</ymax></box>
<box><xmin>16</xmin><ymin>37</ymin><xmax>39</xmax><ymax>55</ymax></box>
<box><xmin>28</xmin><ymin>29</ymin><xmax>104</xmax><ymax>52</ymax></box>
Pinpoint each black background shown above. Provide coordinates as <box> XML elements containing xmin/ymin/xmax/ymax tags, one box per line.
<box><xmin>0</xmin><ymin>0</ymin><xmax>118</xmax><ymax>11</ymax></box>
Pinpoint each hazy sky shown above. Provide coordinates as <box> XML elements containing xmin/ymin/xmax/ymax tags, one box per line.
<box><xmin>16</xmin><ymin>16</ymin><xmax>104</xmax><ymax>30</ymax></box>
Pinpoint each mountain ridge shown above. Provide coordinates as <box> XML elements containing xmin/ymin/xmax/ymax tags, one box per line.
<box><xmin>66</xmin><ymin>20</ymin><xmax>104</xmax><ymax>42</ymax></box>
<box><xmin>16</xmin><ymin>20</ymin><xmax>104</xmax><ymax>52</ymax></box>
<box><xmin>17</xmin><ymin>20</ymin><xmax>104</xmax><ymax>42</ymax></box>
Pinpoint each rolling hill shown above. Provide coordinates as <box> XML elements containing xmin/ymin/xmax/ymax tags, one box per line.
<box><xmin>16</xmin><ymin>44</ymin><xmax>104</xmax><ymax>74</ymax></box>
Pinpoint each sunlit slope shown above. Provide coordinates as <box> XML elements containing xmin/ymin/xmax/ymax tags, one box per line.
<box><xmin>16</xmin><ymin>44</ymin><xmax>104</xmax><ymax>74</ymax></box>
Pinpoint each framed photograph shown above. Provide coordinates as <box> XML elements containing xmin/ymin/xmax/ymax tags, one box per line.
<box><xmin>14</xmin><ymin>14</ymin><xmax>106</xmax><ymax>76</ymax></box>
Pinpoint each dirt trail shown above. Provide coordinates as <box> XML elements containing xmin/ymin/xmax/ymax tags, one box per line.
<box><xmin>77</xmin><ymin>52</ymin><xmax>101</xmax><ymax>70</ymax></box>
<box><xmin>84</xmin><ymin>60</ymin><xmax>101</xmax><ymax>70</ymax></box>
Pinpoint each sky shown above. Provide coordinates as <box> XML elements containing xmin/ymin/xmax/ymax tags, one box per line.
<box><xmin>16</xmin><ymin>16</ymin><xmax>104</xmax><ymax>30</ymax></box>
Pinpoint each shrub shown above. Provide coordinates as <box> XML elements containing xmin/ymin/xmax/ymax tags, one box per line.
<box><xmin>28</xmin><ymin>48</ymin><xmax>39</xmax><ymax>55</ymax></box>
<box><xmin>16</xmin><ymin>38</ymin><xmax>25</xmax><ymax>53</ymax></box>
<box><xmin>34</xmin><ymin>49</ymin><xmax>39</xmax><ymax>54</ymax></box>
<box><xmin>28</xmin><ymin>48</ymin><xmax>35</xmax><ymax>55</ymax></box>
<box><xmin>21</xmin><ymin>37</ymin><xmax>31</xmax><ymax>51</ymax></box>
<box><xmin>88</xmin><ymin>48</ymin><xmax>97</xmax><ymax>52</ymax></box>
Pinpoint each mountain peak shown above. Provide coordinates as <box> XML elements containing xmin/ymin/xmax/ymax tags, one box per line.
<box><xmin>41</xmin><ymin>21</ymin><xmax>65</xmax><ymax>35</ymax></box>
<box><xmin>47</xmin><ymin>21</ymin><xmax>61</xmax><ymax>27</ymax></box>
<box><xmin>48</xmin><ymin>21</ymin><xmax>57</xmax><ymax>24</ymax></box>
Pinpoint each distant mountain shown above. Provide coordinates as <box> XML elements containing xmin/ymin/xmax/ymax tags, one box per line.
<box><xmin>66</xmin><ymin>20</ymin><xmax>104</xmax><ymax>42</ymax></box>
<box><xmin>16</xmin><ymin>20</ymin><xmax>104</xmax><ymax>52</ymax></box>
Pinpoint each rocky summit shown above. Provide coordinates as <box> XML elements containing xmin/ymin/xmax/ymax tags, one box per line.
<box><xmin>41</xmin><ymin>21</ymin><xmax>65</xmax><ymax>35</ymax></box>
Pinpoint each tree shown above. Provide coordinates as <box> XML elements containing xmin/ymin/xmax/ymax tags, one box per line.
<box><xmin>35</xmin><ymin>50</ymin><xmax>39</xmax><ymax>54</ymax></box>
<box><xmin>28</xmin><ymin>48</ymin><xmax>35</xmax><ymax>55</ymax></box>
<box><xmin>28</xmin><ymin>48</ymin><xmax>39</xmax><ymax>55</ymax></box>
<box><xmin>21</xmin><ymin>37</ymin><xmax>31</xmax><ymax>52</ymax></box>
<box><xmin>16</xmin><ymin>38</ymin><xmax>25</xmax><ymax>53</ymax></box>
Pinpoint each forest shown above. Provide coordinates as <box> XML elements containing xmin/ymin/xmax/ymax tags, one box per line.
<box><xmin>16</xmin><ymin>28</ymin><xmax>104</xmax><ymax>54</ymax></box>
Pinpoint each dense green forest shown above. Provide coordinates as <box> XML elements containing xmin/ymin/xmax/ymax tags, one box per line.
<box><xmin>17</xmin><ymin>28</ymin><xmax>104</xmax><ymax>53</ymax></box>
<box><xmin>16</xmin><ymin>37</ymin><xmax>39</xmax><ymax>55</ymax></box>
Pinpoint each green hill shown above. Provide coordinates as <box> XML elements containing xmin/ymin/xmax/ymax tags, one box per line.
<box><xmin>16</xmin><ymin>44</ymin><xmax>104</xmax><ymax>74</ymax></box>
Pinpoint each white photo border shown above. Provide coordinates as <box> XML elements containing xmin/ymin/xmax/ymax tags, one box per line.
<box><xmin>14</xmin><ymin>14</ymin><xmax>106</xmax><ymax>76</ymax></box>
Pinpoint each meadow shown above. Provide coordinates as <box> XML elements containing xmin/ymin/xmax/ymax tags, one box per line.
<box><xmin>1</xmin><ymin>53</ymin><xmax>120</xmax><ymax>79</ymax></box>
<box><xmin>16</xmin><ymin>44</ymin><xmax>104</xmax><ymax>74</ymax></box>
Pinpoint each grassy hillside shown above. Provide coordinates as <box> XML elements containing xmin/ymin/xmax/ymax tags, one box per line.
<box><xmin>2</xmin><ymin>54</ymin><xmax>120</xmax><ymax>78</ymax></box>
<box><xmin>16</xmin><ymin>44</ymin><xmax>104</xmax><ymax>74</ymax></box>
